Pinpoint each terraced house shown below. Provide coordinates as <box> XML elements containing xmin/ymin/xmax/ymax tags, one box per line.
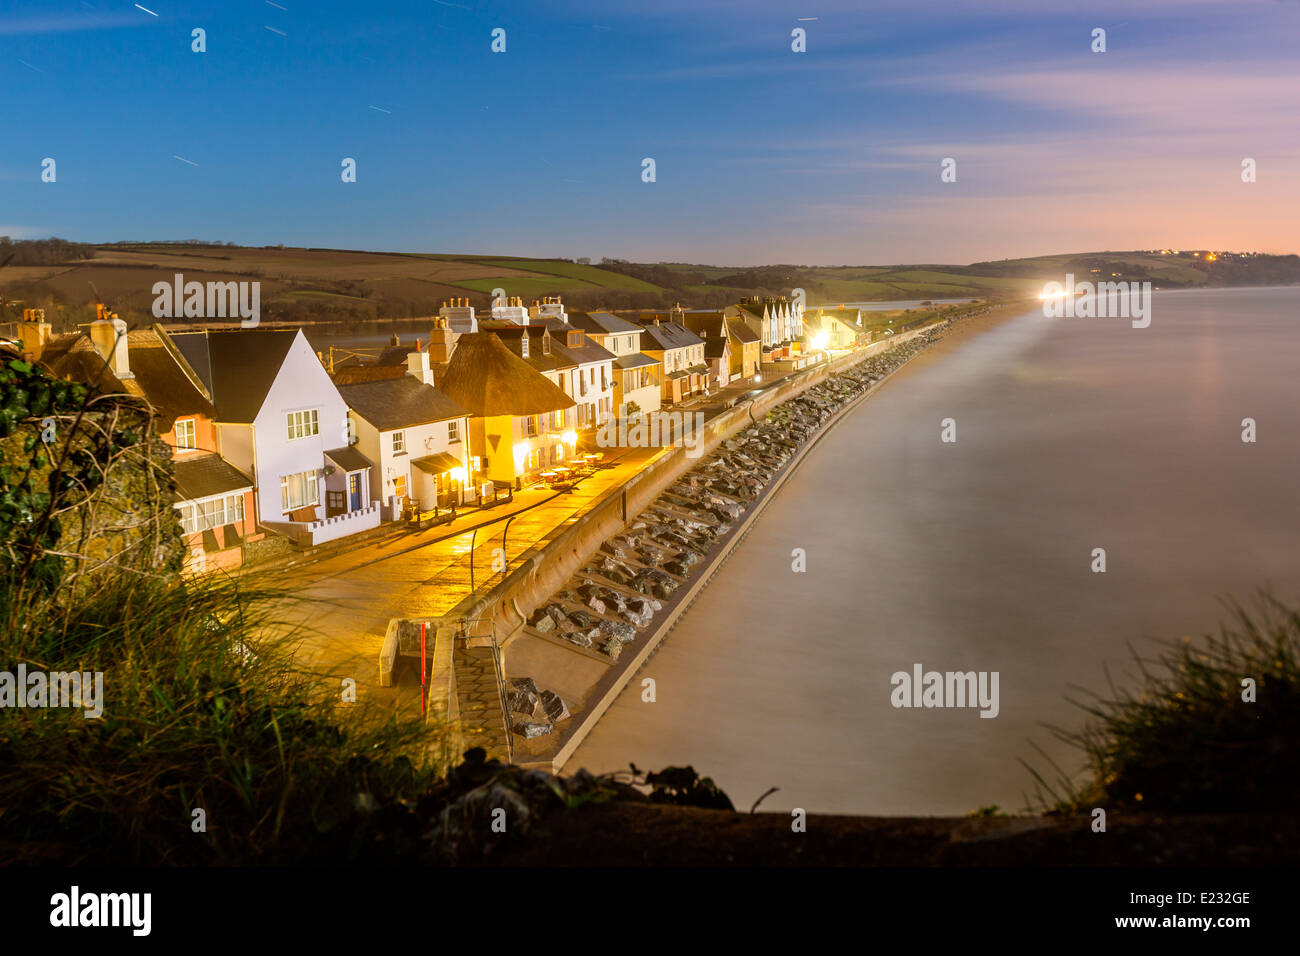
<box><xmin>678</xmin><ymin>311</ymin><xmax>747</xmax><ymax>390</ymax></box>
<box><xmin>625</xmin><ymin>315</ymin><xmax>708</xmax><ymax>406</ymax></box>
<box><xmin>567</xmin><ymin>310</ymin><xmax>661</xmax><ymax>420</ymax></box>
<box><xmin>727</xmin><ymin>296</ymin><xmax>804</xmax><ymax>362</ymax></box>
<box><xmin>435</xmin><ymin>332</ymin><xmax>575</xmax><ymax>489</ymax></box>
<box><xmin>337</xmin><ymin>349</ymin><xmax>472</xmax><ymax>519</ymax></box>
<box><xmin>168</xmin><ymin>328</ymin><xmax>382</xmax><ymax>547</ymax></box>
<box><xmin>29</xmin><ymin>315</ymin><xmax>261</xmax><ymax>573</ymax></box>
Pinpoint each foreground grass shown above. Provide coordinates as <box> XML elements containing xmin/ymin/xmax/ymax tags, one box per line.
<box><xmin>1026</xmin><ymin>594</ymin><xmax>1300</xmax><ymax>814</ymax></box>
<box><xmin>0</xmin><ymin>574</ymin><xmax>448</xmax><ymax>865</ymax></box>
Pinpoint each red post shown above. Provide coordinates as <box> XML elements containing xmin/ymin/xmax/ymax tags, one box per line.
<box><xmin>420</xmin><ymin>621</ymin><xmax>427</xmax><ymax>717</ymax></box>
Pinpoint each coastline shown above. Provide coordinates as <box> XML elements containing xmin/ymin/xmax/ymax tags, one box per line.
<box><xmin>510</xmin><ymin>300</ymin><xmax>1032</xmax><ymax>772</ymax></box>
<box><xmin>863</xmin><ymin>296</ymin><xmax>1038</xmax><ymax>391</ymax></box>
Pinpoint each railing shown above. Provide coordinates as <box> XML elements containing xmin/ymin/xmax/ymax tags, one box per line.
<box><xmin>455</xmin><ymin>617</ymin><xmax>513</xmax><ymax>764</ymax></box>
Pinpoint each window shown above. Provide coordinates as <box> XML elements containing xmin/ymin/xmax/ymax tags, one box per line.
<box><xmin>392</xmin><ymin>430</ymin><xmax>405</xmax><ymax>454</ymax></box>
<box><xmin>176</xmin><ymin>493</ymin><xmax>245</xmax><ymax>535</ymax></box>
<box><xmin>448</xmin><ymin>420</ymin><xmax>460</xmax><ymax>443</ymax></box>
<box><xmin>280</xmin><ymin>471</ymin><xmax>320</xmax><ymax>512</ymax></box>
<box><xmin>554</xmin><ymin>443</ymin><xmax>564</xmax><ymax>462</ymax></box>
<box><xmin>393</xmin><ymin>475</ymin><xmax>407</xmax><ymax>499</ymax></box>
<box><xmin>526</xmin><ymin>416</ymin><xmax>538</xmax><ymax>438</ymax></box>
<box><xmin>175</xmin><ymin>419</ymin><xmax>196</xmax><ymax>451</ymax></box>
<box><xmin>520</xmin><ymin>336</ymin><xmax>530</xmax><ymax>358</ymax></box>
<box><xmin>551</xmin><ymin>410</ymin><xmax>563</xmax><ymax>429</ymax></box>
<box><xmin>286</xmin><ymin>409</ymin><xmax>319</xmax><ymax>441</ymax></box>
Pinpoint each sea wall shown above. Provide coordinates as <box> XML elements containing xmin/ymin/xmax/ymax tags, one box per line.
<box><xmin>441</xmin><ymin>325</ymin><xmax>941</xmax><ymax>651</ymax></box>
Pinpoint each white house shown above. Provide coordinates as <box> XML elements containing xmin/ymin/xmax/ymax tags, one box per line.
<box><xmin>569</xmin><ymin>310</ymin><xmax>661</xmax><ymax>418</ymax></box>
<box><xmin>166</xmin><ymin>328</ymin><xmax>381</xmax><ymax>546</ymax></box>
<box><xmin>337</xmin><ymin>351</ymin><xmax>472</xmax><ymax>519</ymax></box>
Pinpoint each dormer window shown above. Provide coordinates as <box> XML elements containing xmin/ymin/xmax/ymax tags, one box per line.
<box><xmin>568</xmin><ymin>330</ymin><xmax>582</xmax><ymax>348</ymax></box>
<box><xmin>521</xmin><ymin>335</ymin><xmax>530</xmax><ymax>358</ymax></box>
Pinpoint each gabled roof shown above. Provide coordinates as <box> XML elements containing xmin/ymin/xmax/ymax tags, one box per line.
<box><xmin>332</xmin><ymin>364</ymin><xmax>407</xmax><ymax>385</ymax></box>
<box><xmin>337</xmin><ymin>376</ymin><xmax>470</xmax><ymax>431</ymax></box>
<box><xmin>436</xmin><ymin>332</ymin><xmax>575</xmax><ymax>418</ymax></box>
<box><xmin>703</xmin><ymin>337</ymin><xmax>729</xmax><ymax>359</ymax></box>
<box><xmin>636</xmin><ymin>320</ymin><xmax>704</xmax><ymax>352</ymax></box>
<box><xmin>680</xmin><ymin>312</ymin><xmax>725</xmax><ymax>338</ymax></box>
<box><xmin>728</xmin><ymin>321</ymin><xmax>761</xmax><ymax>344</ymax></box>
<box><xmin>167</xmin><ymin>329</ymin><xmax>300</xmax><ymax>423</ymax></box>
<box><xmin>37</xmin><ymin>327</ymin><xmax>215</xmax><ymax>429</ymax></box>
<box><xmin>570</xmin><ymin>311</ymin><xmax>643</xmax><ymax>335</ymax></box>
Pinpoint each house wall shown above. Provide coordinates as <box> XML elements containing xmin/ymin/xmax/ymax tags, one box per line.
<box><xmin>161</xmin><ymin>414</ymin><xmax>218</xmax><ymax>456</ymax></box>
<box><xmin>349</xmin><ymin>413</ymin><xmax>384</xmax><ymax>500</ymax></box>
<box><xmin>250</xmin><ymin>330</ymin><xmax>350</xmax><ymax>525</ymax></box>
<box><xmin>179</xmin><ymin>486</ymin><xmax>258</xmax><ymax>574</ymax></box>
<box><xmin>617</xmin><ymin>376</ymin><xmax>660</xmax><ymax>418</ymax></box>
<box><xmin>372</xmin><ymin>416</ymin><xmax>469</xmax><ymax>506</ymax></box>
<box><xmin>215</xmin><ymin>422</ymin><xmax>256</xmax><ymax>482</ymax></box>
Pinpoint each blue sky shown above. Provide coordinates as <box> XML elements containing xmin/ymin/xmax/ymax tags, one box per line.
<box><xmin>4</xmin><ymin>0</ymin><xmax>1299</xmax><ymax>264</ymax></box>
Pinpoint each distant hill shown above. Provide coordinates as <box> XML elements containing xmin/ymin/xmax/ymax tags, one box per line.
<box><xmin>2</xmin><ymin>240</ymin><xmax>1295</xmax><ymax>332</ymax></box>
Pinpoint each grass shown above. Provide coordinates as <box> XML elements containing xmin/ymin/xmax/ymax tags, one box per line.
<box><xmin>0</xmin><ymin>573</ymin><xmax>449</xmax><ymax>864</ymax></box>
<box><xmin>470</xmin><ymin>259</ymin><xmax>666</xmax><ymax>292</ymax></box>
<box><xmin>1023</xmin><ymin>594</ymin><xmax>1300</xmax><ymax>814</ymax></box>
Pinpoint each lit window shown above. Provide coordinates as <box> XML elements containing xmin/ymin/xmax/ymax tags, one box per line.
<box><xmin>175</xmin><ymin>419</ymin><xmax>196</xmax><ymax>451</ymax></box>
<box><xmin>176</xmin><ymin>493</ymin><xmax>245</xmax><ymax>535</ymax></box>
<box><xmin>393</xmin><ymin>475</ymin><xmax>408</xmax><ymax>498</ymax></box>
<box><xmin>286</xmin><ymin>409</ymin><xmax>319</xmax><ymax>441</ymax></box>
<box><xmin>280</xmin><ymin>471</ymin><xmax>320</xmax><ymax>512</ymax></box>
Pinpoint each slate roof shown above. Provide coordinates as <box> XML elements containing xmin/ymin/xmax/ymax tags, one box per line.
<box><xmin>636</xmin><ymin>320</ymin><xmax>704</xmax><ymax>352</ymax></box>
<box><xmin>332</xmin><ymin>364</ymin><xmax>407</xmax><ymax>385</ymax></box>
<box><xmin>172</xmin><ymin>452</ymin><xmax>252</xmax><ymax>502</ymax></box>
<box><xmin>703</xmin><ymin>337</ymin><xmax>729</xmax><ymax>360</ymax></box>
<box><xmin>613</xmin><ymin>352</ymin><xmax>658</xmax><ymax>370</ymax></box>
<box><xmin>337</xmin><ymin>376</ymin><xmax>470</xmax><ymax>431</ymax></box>
<box><xmin>569</xmin><ymin>311</ymin><xmax>642</xmax><ymax>335</ymax></box>
<box><xmin>168</xmin><ymin>329</ymin><xmax>300</xmax><ymax>423</ymax></box>
<box><xmin>325</xmin><ymin>446</ymin><xmax>372</xmax><ymax>472</ymax></box>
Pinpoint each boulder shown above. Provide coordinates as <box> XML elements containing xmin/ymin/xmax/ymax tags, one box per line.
<box><xmin>511</xmin><ymin>716</ymin><xmax>553</xmax><ymax>738</ymax></box>
<box><xmin>598</xmin><ymin>618</ymin><xmax>637</xmax><ymax>643</ymax></box>
<box><xmin>539</xmin><ymin>690</ymin><xmax>571</xmax><ymax>723</ymax></box>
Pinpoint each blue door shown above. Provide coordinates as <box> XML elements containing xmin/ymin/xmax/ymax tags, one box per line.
<box><xmin>348</xmin><ymin>473</ymin><xmax>361</xmax><ymax>511</ymax></box>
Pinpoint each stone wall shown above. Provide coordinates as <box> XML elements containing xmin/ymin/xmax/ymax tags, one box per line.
<box><xmin>0</xmin><ymin>400</ymin><xmax>185</xmax><ymax>599</ymax></box>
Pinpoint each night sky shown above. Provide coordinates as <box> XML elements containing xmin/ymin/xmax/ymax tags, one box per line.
<box><xmin>5</xmin><ymin>0</ymin><xmax>1298</xmax><ymax>263</ymax></box>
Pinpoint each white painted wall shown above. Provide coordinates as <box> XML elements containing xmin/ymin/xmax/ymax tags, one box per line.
<box><xmin>250</xmin><ymin>330</ymin><xmax>351</xmax><ymax>525</ymax></box>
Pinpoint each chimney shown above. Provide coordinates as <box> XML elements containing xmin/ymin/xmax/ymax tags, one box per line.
<box><xmin>406</xmin><ymin>347</ymin><xmax>434</xmax><ymax>386</ymax></box>
<box><xmin>428</xmin><ymin>326</ymin><xmax>459</xmax><ymax>364</ymax></box>
<box><xmin>89</xmin><ymin>317</ymin><xmax>133</xmax><ymax>379</ymax></box>
<box><xmin>18</xmin><ymin>311</ymin><xmax>53</xmax><ymax>361</ymax></box>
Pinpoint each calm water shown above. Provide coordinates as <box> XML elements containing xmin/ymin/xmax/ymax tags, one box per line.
<box><xmin>568</xmin><ymin>287</ymin><xmax>1300</xmax><ymax>815</ymax></box>
<box><xmin>821</xmin><ymin>297</ymin><xmax>979</xmax><ymax>311</ymax></box>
